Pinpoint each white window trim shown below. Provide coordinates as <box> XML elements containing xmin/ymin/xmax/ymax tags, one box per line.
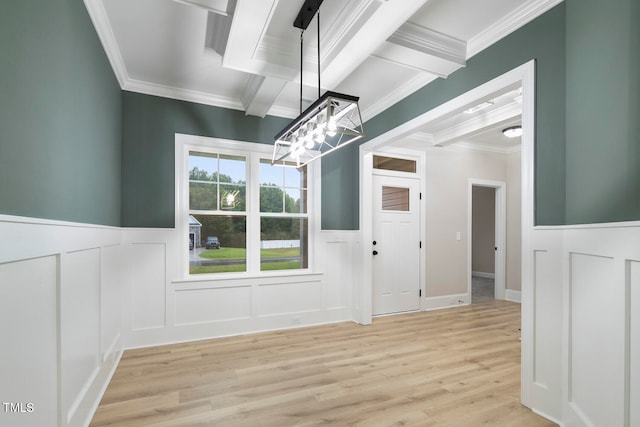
<box><xmin>175</xmin><ymin>133</ymin><xmax>319</xmax><ymax>280</ymax></box>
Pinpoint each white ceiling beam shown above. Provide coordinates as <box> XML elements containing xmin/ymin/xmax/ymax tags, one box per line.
<box><xmin>372</xmin><ymin>22</ymin><xmax>466</xmax><ymax>77</ymax></box>
<box><xmin>388</xmin><ymin>22</ymin><xmax>466</xmax><ymax>66</ymax></box>
<box><xmin>223</xmin><ymin>0</ymin><xmax>297</xmax><ymax>79</ymax></box>
<box><xmin>205</xmin><ymin>8</ymin><xmax>234</xmax><ymax>56</ymax></box>
<box><xmin>241</xmin><ymin>75</ymin><xmax>287</xmax><ymax>117</ymax></box>
<box><xmin>318</xmin><ymin>0</ymin><xmax>429</xmax><ymax>89</ymax></box>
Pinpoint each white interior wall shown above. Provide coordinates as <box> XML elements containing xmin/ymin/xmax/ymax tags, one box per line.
<box><xmin>423</xmin><ymin>146</ymin><xmax>512</xmax><ymax>299</ymax></box>
<box><xmin>2</xmin><ymin>208</ymin><xmax>639</xmax><ymax>427</ymax></box>
<box><xmin>120</xmin><ymin>227</ymin><xmax>357</xmax><ymax>350</ymax></box>
<box><xmin>0</xmin><ymin>216</ymin><xmax>123</xmax><ymax>427</ymax></box>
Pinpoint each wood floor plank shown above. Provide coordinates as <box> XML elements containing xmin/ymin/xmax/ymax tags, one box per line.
<box><xmin>91</xmin><ymin>300</ymin><xmax>556</xmax><ymax>426</ymax></box>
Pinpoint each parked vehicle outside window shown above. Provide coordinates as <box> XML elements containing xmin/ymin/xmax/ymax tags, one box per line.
<box><xmin>205</xmin><ymin>236</ymin><xmax>221</xmax><ymax>249</ymax></box>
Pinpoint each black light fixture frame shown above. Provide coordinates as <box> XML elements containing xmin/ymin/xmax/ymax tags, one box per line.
<box><xmin>294</xmin><ymin>0</ymin><xmax>324</xmax><ymax>30</ymax></box>
<box><xmin>271</xmin><ymin>0</ymin><xmax>364</xmax><ymax>167</ymax></box>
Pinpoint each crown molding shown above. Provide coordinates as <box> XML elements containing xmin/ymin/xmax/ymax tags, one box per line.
<box><xmin>467</xmin><ymin>0</ymin><xmax>564</xmax><ymax>58</ymax></box>
<box><xmin>83</xmin><ymin>0</ymin><xmax>129</xmax><ymax>88</ymax></box>
<box><xmin>388</xmin><ymin>22</ymin><xmax>466</xmax><ymax>66</ymax></box>
<box><xmin>123</xmin><ymin>78</ymin><xmax>245</xmax><ymax>111</ymax></box>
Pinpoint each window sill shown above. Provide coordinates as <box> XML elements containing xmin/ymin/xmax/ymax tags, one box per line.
<box><xmin>172</xmin><ymin>269</ymin><xmax>323</xmax><ymax>285</ymax></box>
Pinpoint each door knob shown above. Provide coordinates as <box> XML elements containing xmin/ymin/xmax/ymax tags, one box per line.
<box><xmin>373</xmin><ymin>250</ymin><xmax>378</xmax><ymax>255</ymax></box>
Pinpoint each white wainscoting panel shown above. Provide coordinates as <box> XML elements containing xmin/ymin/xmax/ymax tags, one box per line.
<box><xmin>257</xmin><ymin>279</ymin><xmax>323</xmax><ymax>316</ymax></box>
<box><xmin>321</xmin><ymin>235</ymin><xmax>357</xmax><ymax>310</ymax></box>
<box><xmin>175</xmin><ymin>285</ymin><xmax>252</xmax><ymax>326</ymax></box>
<box><xmin>522</xmin><ymin>228</ymin><xmax>563</xmax><ymax>423</ymax></box>
<box><xmin>532</xmin><ymin>249</ymin><xmax>558</xmax><ymax>390</ymax></box>
<box><xmin>0</xmin><ymin>256</ymin><xmax>58</xmax><ymax>427</ymax></box>
<box><xmin>130</xmin><ymin>243</ymin><xmax>166</xmax><ymax>331</ymax></box>
<box><xmin>0</xmin><ymin>215</ymin><xmax>123</xmax><ymax>427</ymax></box>
<box><xmin>558</xmin><ymin>225</ymin><xmax>640</xmax><ymax>427</ymax></box>
<box><xmin>123</xmin><ymin>228</ymin><xmax>357</xmax><ymax>349</ymax></box>
<box><xmin>61</xmin><ymin>249</ymin><xmax>101</xmax><ymax>424</ymax></box>
<box><xmin>567</xmin><ymin>253</ymin><xmax>624</xmax><ymax>427</ymax></box>
<box><xmin>630</xmin><ymin>260</ymin><xmax>640</xmax><ymax>427</ymax></box>
<box><xmin>100</xmin><ymin>244</ymin><xmax>123</xmax><ymax>363</ymax></box>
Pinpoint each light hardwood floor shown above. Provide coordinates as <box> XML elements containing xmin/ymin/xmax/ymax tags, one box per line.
<box><xmin>91</xmin><ymin>300</ymin><xmax>556</xmax><ymax>426</ymax></box>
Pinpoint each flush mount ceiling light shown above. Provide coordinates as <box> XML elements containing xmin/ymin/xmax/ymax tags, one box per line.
<box><xmin>272</xmin><ymin>0</ymin><xmax>364</xmax><ymax>168</ymax></box>
<box><xmin>502</xmin><ymin>125</ymin><xmax>523</xmax><ymax>138</ymax></box>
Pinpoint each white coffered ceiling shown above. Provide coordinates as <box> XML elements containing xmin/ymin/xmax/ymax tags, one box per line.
<box><xmin>85</xmin><ymin>0</ymin><xmax>561</xmax><ymax>150</ymax></box>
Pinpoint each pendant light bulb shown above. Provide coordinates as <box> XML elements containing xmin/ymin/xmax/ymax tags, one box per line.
<box><xmin>305</xmin><ymin>138</ymin><xmax>315</xmax><ymax>150</ymax></box>
<box><xmin>327</xmin><ymin>116</ymin><xmax>337</xmax><ymax>137</ymax></box>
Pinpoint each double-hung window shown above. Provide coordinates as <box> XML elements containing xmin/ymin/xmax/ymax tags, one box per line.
<box><xmin>182</xmin><ymin>136</ymin><xmax>310</xmax><ymax>276</ymax></box>
<box><xmin>259</xmin><ymin>160</ymin><xmax>308</xmax><ymax>271</ymax></box>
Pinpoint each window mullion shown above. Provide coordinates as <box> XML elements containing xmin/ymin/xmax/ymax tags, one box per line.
<box><xmin>246</xmin><ymin>152</ymin><xmax>261</xmax><ymax>273</ymax></box>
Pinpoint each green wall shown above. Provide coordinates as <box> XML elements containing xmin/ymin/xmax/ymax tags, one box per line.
<box><xmin>123</xmin><ymin>5</ymin><xmax>569</xmax><ymax>230</ymax></box>
<box><xmin>322</xmin><ymin>3</ymin><xmax>567</xmax><ymax>229</ymax></box>
<box><xmin>0</xmin><ymin>0</ymin><xmax>122</xmax><ymax>226</ymax></box>
<box><xmin>565</xmin><ymin>0</ymin><xmax>640</xmax><ymax>223</ymax></box>
<box><xmin>7</xmin><ymin>1</ymin><xmax>637</xmax><ymax>229</ymax></box>
<box><xmin>121</xmin><ymin>92</ymin><xmax>290</xmax><ymax>227</ymax></box>
<box><xmin>324</xmin><ymin>0</ymin><xmax>640</xmax><ymax>229</ymax></box>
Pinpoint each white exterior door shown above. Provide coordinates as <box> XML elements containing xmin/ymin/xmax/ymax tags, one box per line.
<box><xmin>372</xmin><ymin>175</ymin><xmax>421</xmax><ymax>315</ymax></box>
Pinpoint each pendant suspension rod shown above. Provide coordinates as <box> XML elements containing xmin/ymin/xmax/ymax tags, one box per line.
<box><xmin>300</xmin><ymin>30</ymin><xmax>304</xmax><ymax>114</ymax></box>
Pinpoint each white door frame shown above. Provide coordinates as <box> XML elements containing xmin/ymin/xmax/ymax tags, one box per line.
<box><xmin>358</xmin><ymin>60</ymin><xmax>535</xmax><ymax>323</ymax></box>
<box><xmin>358</xmin><ymin>149</ymin><xmax>425</xmax><ymax>324</ymax></box>
<box><xmin>468</xmin><ymin>179</ymin><xmax>507</xmax><ymax>301</ymax></box>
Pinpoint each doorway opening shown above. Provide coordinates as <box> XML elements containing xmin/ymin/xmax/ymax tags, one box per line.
<box><xmin>358</xmin><ymin>60</ymin><xmax>534</xmax><ymax>324</ymax></box>
<box><xmin>469</xmin><ymin>181</ymin><xmax>506</xmax><ymax>303</ymax></box>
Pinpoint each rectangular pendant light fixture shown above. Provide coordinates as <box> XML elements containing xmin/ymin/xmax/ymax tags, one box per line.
<box><xmin>272</xmin><ymin>91</ymin><xmax>364</xmax><ymax>167</ymax></box>
<box><xmin>271</xmin><ymin>0</ymin><xmax>364</xmax><ymax>168</ymax></box>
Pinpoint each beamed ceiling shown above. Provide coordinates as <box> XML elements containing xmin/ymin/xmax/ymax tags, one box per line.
<box><xmin>85</xmin><ymin>0</ymin><xmax>562</xmax><ymax>152</ymax></box>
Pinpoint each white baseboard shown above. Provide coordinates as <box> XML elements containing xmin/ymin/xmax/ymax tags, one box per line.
<box><xmin>472</xmin><ymin>271</ymin><xmax>495</xmax><ymax>279</ymax></box>
<box><xmin>532</xmin><ymin>408</ymin><xmax>565</xmax><ymax>427</ymax></box>
<box><xmin>423</xmin><ymin>293</ymin><xmax>470</xmax><ymax>311</ymax></box>
<box><xmin>79</xmin><ymin>342</ymin><xmax>123</xmax><ymax>427</ymax></box>
<box><xmin>505</xmin><ymin>289</ymin><xmax>521</xmax><ymax>303</ymax></box>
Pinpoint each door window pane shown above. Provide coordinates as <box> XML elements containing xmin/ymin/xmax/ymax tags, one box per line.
<box><xmin>382</xmin><ymin>186</ymin><xmax>410</xmax><ymax>211</ymax></box>
<box><xmin>373</xmin><ymin>155</ymin><xmax>416</xmax><ymax>173</ymax></box>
